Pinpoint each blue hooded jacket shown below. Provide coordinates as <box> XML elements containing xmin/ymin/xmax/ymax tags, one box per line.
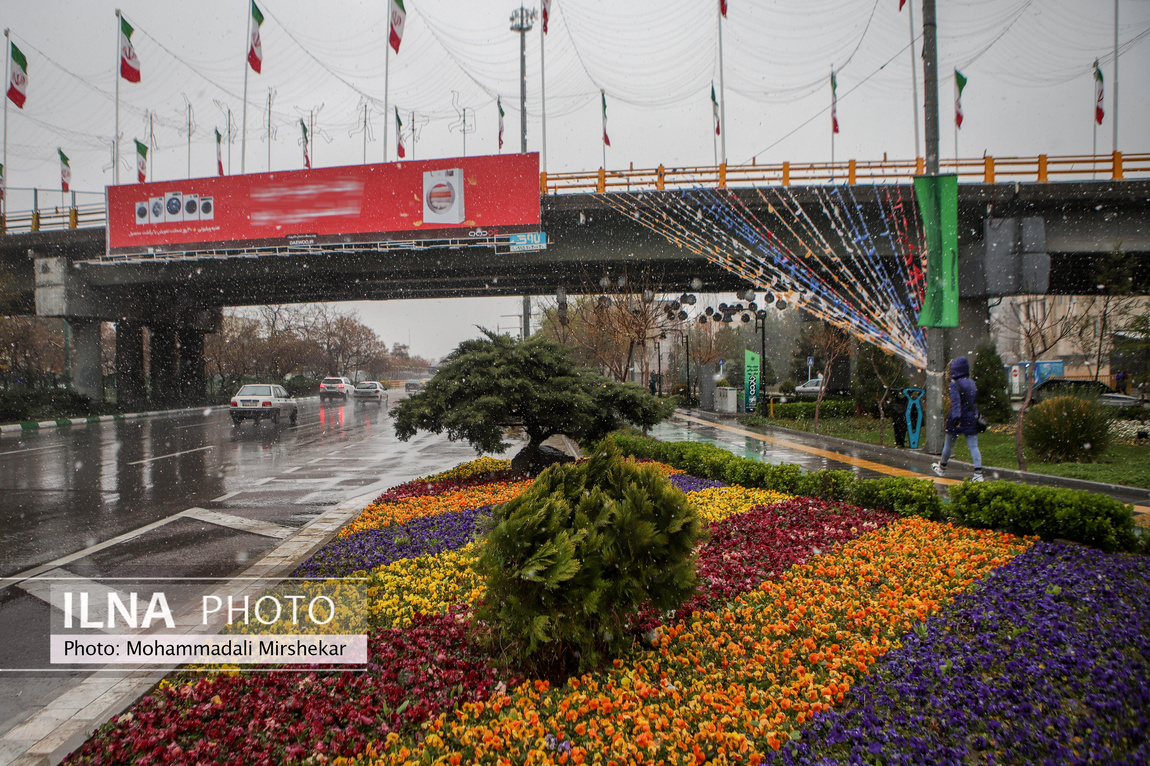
<box><xmin>947</xmin><ymin>357</ymin><xmax>980</xmax><ymax>435</ymax></box>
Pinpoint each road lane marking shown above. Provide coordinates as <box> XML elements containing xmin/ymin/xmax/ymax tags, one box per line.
<box><xmin>180</xmin><ymin>508</ymin><xmax>294</xmax><ymax>539</ymax></box>
<box><xmin>0</xmin><ymin>443</ymin><xmax>66</xmax><ymax>457</ymax></box>
<box><xmin>127</xmin><ymin>445</ymin><xmax>214</xmax><ymax>465</ymax></box>
<box><xmin>210</xmin><ymin>491</ymin><xmax>241</xmax><ymax>503</ymax></box>
<box><xmin>18</xmin><ymin>569</ymin><xmax>135</xmax><ymax>633</ymax></box>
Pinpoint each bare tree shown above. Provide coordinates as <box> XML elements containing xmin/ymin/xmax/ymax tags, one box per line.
<box><xmin>1005</xmin><ymin>296</ymin><xmax>1079</xmax><ymax>470</ymax></box>
<box><xmin>810</xmin><ymin>323</ymin><xmax>851</xmax><ymax>433</ymax></box>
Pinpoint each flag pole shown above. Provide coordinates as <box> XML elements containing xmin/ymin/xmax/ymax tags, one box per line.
<box><xmin>1092</xmin><ymin>65</ymin><xmax>1098</xmax><ymax>179</ymax></box>
<box><xmin>712</xmin><ymin>82</ymin><xmax>717</xmax><ymax>167</ymax></box>
<box><xmin>1112</xmin><ymin>0</ymin><xmax>1119</xmax><ymax>153</ymax></box>
<box><xmin>716</xmin><ymin>3</ymin><xmax>727</xmax><ymax>165</ymax></box>
<box><xmin>114</xmin><ymin>9</ymin><xmax>121</xmax><ymax>185</ymax></box>
<box><xmin>383</xmin><ymin>41</ymin><xmax>390</xmax><ymax>162</ymax></box>
<box><xmin>3</xmin><ymin>29</ymin><xmax>9</xmax><ymax>214</ymax></box>
<box><xmin>907</xmin><ymin>1</ymin><xmax>921</xmax><ymax>161</ymax></box>
<box><xmin>540</xmin><ymin>20</ymin><xmax>547</xmax><ymax>174</ymax></box>
<box><xmin>241</xmin><ymin>2</ymin><xmax>251</xmax><ymax>174</ymax></box>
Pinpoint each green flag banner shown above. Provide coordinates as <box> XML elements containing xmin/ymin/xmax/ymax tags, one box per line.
<box><xmin>913</xmin><ymin>174</ymin><xmax>960</xmax><ymax>327</ymax></box>
<box><xmin>744</xmin><ymin>350</ymin><xmax>761</xmax><ymax>412</ymax></box>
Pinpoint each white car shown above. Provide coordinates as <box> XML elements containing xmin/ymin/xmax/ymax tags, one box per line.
<box><xmin>319</xmin><ymin>376</ymin><xmax>354</xmax><ymax>402</ymax></box>
<box><xmin>230</xmin><ymin>384</ymin><xmax>298</xmax><ymax>426</ymax></box>
<box><xmin>793</xmin><ymin>377</ymin><xmax>826</xmax><ymax>396</ymax></box>
<box><xmin>352</xmin><ymin>381</ymin><xmax>389</xmax><ymax>406</ymax></box>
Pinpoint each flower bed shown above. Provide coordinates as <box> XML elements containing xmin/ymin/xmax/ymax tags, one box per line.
<box><xmin>67</xmin><ymin>450</ymin><xmax>1148</xmax><ymax>766</ymax></box>
<box><xmin>774</xmin><ymin>541</ymin><xmax>1150</xmax><ymax>764</ymax></box>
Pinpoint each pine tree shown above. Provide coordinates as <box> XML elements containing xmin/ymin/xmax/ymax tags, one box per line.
<box><xmin>392</xmin><ymin>330</ymin><xmax>672</xmax><ymax>465</ymax></box>
<box><xmin>971</xmin><ymin>337</ymin><xmax>1014</xmax><ymax>423</ymax></box>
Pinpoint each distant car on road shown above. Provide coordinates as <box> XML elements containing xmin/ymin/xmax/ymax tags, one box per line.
<box><xmin>352</xmin><ymin>381</ymin><xmax>388</xmax><ymax>406</ymax></box>
<box><xmin>319</xmin><ymin>376</ymin><xmax>354</xmax><ymax>402</ymax></box>
<box><xmin>404</xmin><ymin>380</ymin><xmax>424</xmax><ymax>392</ymax></box>
<box><xmin>230</xmin><ymin>384</ymin><xmax>298</xmax><ymax>426</ymax></box>
<box><xmin>1031</xmin><ymin>378</ymin><xmax>1143</xmax><ymax>408</ymax></box>
<box><xmin>793</xmin><ymin>377</ymin><xmax>826</xmax><ymax>396</ymax></box>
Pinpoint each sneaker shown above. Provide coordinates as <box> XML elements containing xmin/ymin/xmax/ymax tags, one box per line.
<box><xmin>931</xmin><ymin>462</ymin><xmax>945</xmax><ymax>477</ymax></box>
<box><xmin>971</xmin><ymin>471</ymin><xmax>985</xmax><ymax>483</ymax></box>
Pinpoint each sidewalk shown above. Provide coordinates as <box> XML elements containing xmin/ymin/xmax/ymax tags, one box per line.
<box><xmin>670</xmin><ymin>409</ymin><xmax>1150</xmax><ymax>525</ymax></box>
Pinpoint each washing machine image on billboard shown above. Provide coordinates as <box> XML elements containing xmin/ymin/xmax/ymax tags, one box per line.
<box><xmin>148</xmin><ymin>197</ymin><xmax>164</xmax><ymax>224</ymax></box>
<box><xmin>423</xmin><ymin>169</ymin><xmax>465</xmax><ymax>225</ymax></box>
<box><xmin>183</xmin><ymin>194</ymin><xmax>201</xmax><ymax>221</ymax></box>
<box><xmin>164</xmin><ymin>192</ymin><xmax>184</xmax><ymax>223</ymax></box>
<box><xmin>199</xmin><ymin>196</ymin><xmax>214</xmax><ymax>220</ymax></box>
<box><xmin>134</xmin><ymin>201</ymin><xmax>149</xmax><ymax>225</ymax></box>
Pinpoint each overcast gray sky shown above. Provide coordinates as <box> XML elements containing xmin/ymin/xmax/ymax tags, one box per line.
<box><xmin>3</xmin><ymin>0</ymin><xmax>1147</xmax><ymax>359</ymax></box>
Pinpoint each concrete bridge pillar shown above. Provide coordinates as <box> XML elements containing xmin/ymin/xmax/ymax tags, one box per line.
<box><xmin>176</xmin><ymin>327</ymin><xmax>205</xmax><ymax>405</ymax></box>
<box><xmin>69</xmin><ymin>319</ymin><xmax>103</xmax><ymax>403</ymax></box>
<box><xmin>149</xmin><ymin>324</ymin><xmax>179</xmax><ymax>406</ymax></box>
<box><xmin>115</xmin><ymin>321</ymin><xmax>145</xmax><ymax>406</ymax></box>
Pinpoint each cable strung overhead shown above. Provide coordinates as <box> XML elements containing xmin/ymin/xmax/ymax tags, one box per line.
<box><xmin>602</xmin><ymin>183</ymin><xmax>928</xmax><ymax>368</ymax></box>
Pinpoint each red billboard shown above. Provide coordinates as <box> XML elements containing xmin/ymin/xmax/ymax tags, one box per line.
<box><xmin>107</xmin><ymin>153</ymin><xmax>540</xmax><ymax>255</ymax></box>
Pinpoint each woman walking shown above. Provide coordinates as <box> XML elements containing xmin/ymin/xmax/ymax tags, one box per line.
<box><xmin>932</xmin><ymin>356</ymin><xmax>984</xmax><ymax>482</ymax></box>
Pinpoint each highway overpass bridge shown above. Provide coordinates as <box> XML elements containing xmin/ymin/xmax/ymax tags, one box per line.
<box><xmin>1</xmin><ymin>155</ymin><xmax>1148</xmax><ymax>404</ymax></box>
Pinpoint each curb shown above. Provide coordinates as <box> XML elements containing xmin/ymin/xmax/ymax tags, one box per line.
<box><xmin>1</xmin><ymin>406</ymin><xmax>219</xmax><ymax>437</ymax></box>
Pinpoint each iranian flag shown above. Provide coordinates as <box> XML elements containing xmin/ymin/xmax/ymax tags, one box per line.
<box><xmin>58</xmin><ymin>148</ymin><xmax>70</xmax><ymax>192</ymax></box>
<box><xmin>135</xmin><ymin>139</ymin><xmax>147</xmax><ymax>183</ymax></box>
<box><xmin>542</xmin><ymin>0</ymin><xmax>551</xmax><ymax>33</ymax></box>
<box><xmin>389</xmin><ymin>0</ymin><xmax>406</xmax><ymax>54</ymax></box>
<box><xmin>497</xmin><ymin>96</ymin><xmax>505</xmax><ymax>151</ymax></box>
<box><xmin>300</xmin><ymin>119</ymin><xmax>311</xmax><ymax>169</ymax></box>
<box><xmin>955</xmin><ymin>69</ymin><xmax>967</xmax><ymax>129</ymax></box>
<box><xmin>601</xmin><ymin>90</ymin><xmax>610</xmax><ymax>147</ymax></box>
<box><xmin>215</xmin><ymin>128</ymin><xmax>224</xmax><ymax>175</ymax></box>
<box><xmin>720</xmin><ymin>0</ymin><xmax>728</xmax><ymax>17</ymax></box>
<box><xmin>711</xmin><ymin>83</ymin><xmax>720</xmax><ymax>136</ymax></box>
<box><xmin>120</xmin><ymin>16</ymin><xmax>140</xmax><ymax>83</ymax></box>
<box><xmin>831</xmin><ymin>70</ymin><xmax>839</xmax><ymax>134</ymax></box>
<box><xmin>7</xmin><ymin>42</ymin><xmax>27</xmax><ymax>109</ymax></box>
<box><xmin>395</xmin><ymin>108</ymin><xmax>406</xmax><ymax>158</ymax></box>
<box><xmin>899</xmin><ymin>0</ymin><xmax>906</xmax><ymax>10</ymax></box>
<box><xmin>1093</xmin><ymin>59</ymin><xmax>1104</xmax><ymax>126</ymax></box>
<box><xmin>0</xmin><ymin>163</ymin><xmax>5</xmax><ymax>201</ymax></box>
<box><xmin>248</xmin><ymin>1</ymin><xmax>264</xmax><ymax>73</ymax></box>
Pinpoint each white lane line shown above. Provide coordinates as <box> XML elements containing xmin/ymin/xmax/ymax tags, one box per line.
<box><xmin>252</xmin><ymin>477</ymin><xmax>276</xmax><ymax>486</ymax></box>
<box><xmin>0</xmin><ymin>443</ymin><xmax>67</xmax><ymax>457</ymax></box>
<box><xmin>210</xmin><ymin>490</ymin><xmax>241</xmax><ymax>503</ymax></box>
<box><xmin>283</xmin><ymin>466</ymin><xmax>302</xmax><ymax>473</ymax></box>
<box><xmin>18</xmin><ymin>569</ymin><xmax>135</xmax><ymax>633</ymax></box>
<box><xmin>127</xmin><ymin>445</ymin><xmax>214</xmax><ymax>465</ymax></box>
<box><xmin>0</xmin><ymin>511</ymin><xmax>193</xmax><ymax>590</ymax></box>
<box><xmin>180</xmin><ymin>508</ymin><xmax>294</xmax><ymax>539</ymax></box>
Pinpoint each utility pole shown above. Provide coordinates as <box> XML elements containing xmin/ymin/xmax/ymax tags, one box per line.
<box><xmin>509</xmin><ymin>6</ymin><xmax>535</xmax><ymax>154</ymax></box>
<box><xmin>922</xmin><ymin>0</ymin><xmax>945</xmax><ymax>455</ymax></box>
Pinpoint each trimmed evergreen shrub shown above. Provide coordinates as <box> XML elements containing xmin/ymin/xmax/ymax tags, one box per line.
<box><xmin>764</xmin><ymin>400</ymin><xmax>855</xmax><ymax>420</ymax></box>
<box><xmin>0</xmin><ymin>389</ymin><xmax>121</xmax><ymax>424</ymax></box>
<box><xmin>851</xmin><ymin>476</ymin><xmax>942</xmax><ymax>519</ymax></box>
<box><xmin>1024</xmin><ymin>395</ymin><xmax>1113</xmax><ymax>463</ymax></box>
<box><xmin>971</xmin><ymin>338</ymin><xmax>1014</xmax><ymax>423</ymax></box>
<box><xmin>949</xmin><ymin>481</ymin><xmax>1140</xmax><ymax>553</ymax></box>
<box><xmin>475</xmin><ymin>439</ymin><xmax>703</xmax><ymax>677</ymax></box>
<box><xmin>795</xmin><ymin>469</ymin><xmax>856</xmax><ymax>502</ymax></box>
<box><xmin>778</xmin><ymin>379</ymin><xmax>796</xmax><ymax>395</ymax></box>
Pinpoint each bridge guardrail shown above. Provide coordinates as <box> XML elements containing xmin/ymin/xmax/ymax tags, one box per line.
<box><xmin>2</xmin><ymin>153</ymin><xmax>1146</xmax><ymax>235</ymax></box>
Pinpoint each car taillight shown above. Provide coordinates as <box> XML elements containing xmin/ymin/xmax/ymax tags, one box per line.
<box><xmin>338</xmin><ymin>384</ymin><xmax>345</xmax><ymax>388</ymax></box>
<box><xmin>230</xmin><ymin>401</ymin><xmax>237</xmax><ymax>407</ymax></box>
<box><xmin>262</xmin><ymin>401</ymin><xmax>271</xmax><ymax>407</ymax></box>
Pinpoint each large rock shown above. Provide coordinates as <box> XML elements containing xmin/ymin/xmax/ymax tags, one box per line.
<box><xmin>511</xmin><ymin>443</ymin><xmax>576</xmax><ymax>475</ymax></box>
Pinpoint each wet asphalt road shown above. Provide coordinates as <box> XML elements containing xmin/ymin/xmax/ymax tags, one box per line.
<box><xmin>0</xmin><ymin>393</ymin><xmax>517</xmax><ymax>740</ymax></box>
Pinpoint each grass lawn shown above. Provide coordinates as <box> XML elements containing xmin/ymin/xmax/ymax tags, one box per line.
<box><xmin>741</xmin><ymin>414</ymin><xmax>1150</xmax><ymax>490</ymax></box>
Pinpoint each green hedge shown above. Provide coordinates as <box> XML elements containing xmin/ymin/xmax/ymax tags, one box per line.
<box><xmin>609</xmin><ymin>433</ymin><xmax>941</xmax><ymax>520</ymax></box>
<box><xmin>948</xmin><ymin>481</ymin><xmax>1141</xmax><ymax>553</ymax></box>
<box><xmin>0</xmin><ymin>389</ymin><xmax>122</xmax><ymax>424</ymax></box>
<box><xmin>746</xmin><ymin>400</ymin><xmax>855</xmax><ymax>421</ymax></box>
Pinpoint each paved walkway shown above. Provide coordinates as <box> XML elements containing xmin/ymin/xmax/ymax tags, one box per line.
<box><xmin>663</xmin><ymin>411</ymin><xmax>1150</xmax><ymax>526</ymax></box>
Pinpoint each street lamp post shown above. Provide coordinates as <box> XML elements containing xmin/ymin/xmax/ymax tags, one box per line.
<box><xmin>509</xmin><ymin>7</ymin><xmax>536</xmax><ymax>154</ymax></box>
